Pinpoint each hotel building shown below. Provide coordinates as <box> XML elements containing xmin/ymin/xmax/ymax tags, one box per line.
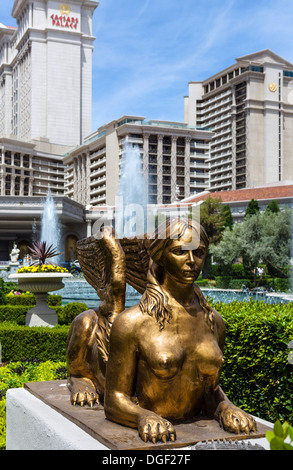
<box><xmin>63</xmin><ymin>115</ymin><xmax>213</xmax><ymax>206</ymax></box>
<box><xmin>184</xmin><ymin>50</ymin><xmax>293</xmax><ymax>191</ymax></box>
<box><xmin>0</xmin><ymin>0</ymin><xmax>98</xmax><ymax>260</ymax></box>
<box><xmin>0</xmin><ymin>0</ymin><xmax>98</xmax><ymax>198</ymax></box>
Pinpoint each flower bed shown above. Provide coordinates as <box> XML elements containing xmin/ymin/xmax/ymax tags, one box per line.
<box><xmin>17</xmin><ymin>264</ymin><xmax>69</xmax><ymax>274</ymax></box>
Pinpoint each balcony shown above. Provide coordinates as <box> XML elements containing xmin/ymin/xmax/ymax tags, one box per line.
<box><xmin>189</xmin><ymin>161</ymin><xmax>209</xmax><ymax>170</ymax></box>
<box><xmin>90</xmin><ymin>157</ymin><xmax>106</xmax><ymax>171</ymax></box>
<box><xmin>90</xmin><ymin>166</ymin><xmax>106</xmax><ymax>179</ymax></box>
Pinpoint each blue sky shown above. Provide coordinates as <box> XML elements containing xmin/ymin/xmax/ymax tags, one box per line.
<box><xmin>2</xmin><ymin>0</ymin><xmax>293</xmax><ymax>132</ymax></box>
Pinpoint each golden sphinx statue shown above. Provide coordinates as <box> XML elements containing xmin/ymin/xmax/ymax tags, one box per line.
<box><xmin>66</xmin><ymin>217</ymin><xmax>257</xmax><ymax>444</ymax></box>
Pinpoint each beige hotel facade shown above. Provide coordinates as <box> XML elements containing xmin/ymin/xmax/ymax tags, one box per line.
<box><xmin>184</xmin><ymin>50</ymin><xmax>293</xmax><ymax>191</ymax></box>
<box><xmin>63</xmin><ymin>116</ymin><xmax>213</xmax><ymax>207</ymax></box>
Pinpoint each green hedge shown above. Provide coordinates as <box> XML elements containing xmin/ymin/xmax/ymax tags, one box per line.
<box><xmin>0</xmin><ymin>301</ymin><xmax>88</xmax><ymax>326</ymax></box>
<box><xmin>211</xmin><ymin>264</ymin><xmax>249</xmax><ymax>279</ymax></box>
<box><xmin>212</xmin><ymin>299</ymin><xmax>293</xmax><ymax>424</ymax></box>
<box><xmin>214</xmin><ymin>276</ymin><xmax>290</xmax><ymax>291</ymax></box>
<box><xmin>3</xmin><ymin>293</ymin><xmax>62</xmax><ymax>306</ymax></box>
<box><xmin>0</xmin><ymin>306</ymin><xmax>28</xmax><ymax>325</ymax></box>
<box><xmin>0</xmin><ymin>323</ymin><xmax>70</xmax><ymax>362</ymax></box>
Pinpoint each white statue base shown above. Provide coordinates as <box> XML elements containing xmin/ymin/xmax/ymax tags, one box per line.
<box><xmin>6</xmin><ymin>388</ymin><xmax>107</xmax><ymax>450</ymax></box>
<box><xmin>8</xmin><ymin>262</ymin><xmax>20</xmax><ymax>274</ymax></box>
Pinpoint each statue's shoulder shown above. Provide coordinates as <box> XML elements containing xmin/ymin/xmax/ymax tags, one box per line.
<box><xmin>112</xmin><ymin>303</ymin><xmax>144</xmax><ymax>331</ymax></box>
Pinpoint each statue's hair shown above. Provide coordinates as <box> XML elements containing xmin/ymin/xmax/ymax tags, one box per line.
<box><xmin>139</xmin><ymin>218</ymin><xmax>215</xmax><ymax>332</ymax></box>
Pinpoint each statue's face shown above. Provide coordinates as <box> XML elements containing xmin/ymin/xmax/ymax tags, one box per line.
<box><xmin>161</xmin><ymin>228</ymin><xmax>207</xmax><ymax>285</ymax></box>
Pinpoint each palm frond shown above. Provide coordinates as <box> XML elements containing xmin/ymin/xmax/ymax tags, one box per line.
<box><xmin>28</xmin><ymin>241</ymin><xmax>62</xmax><ymax>265</ymax></box>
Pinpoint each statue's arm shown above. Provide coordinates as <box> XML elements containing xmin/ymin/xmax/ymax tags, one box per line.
<box><xmin>104</xmin><ymin>310</ymin><xmax>176</xmax><ymax>443</ymax></box>
<box><xmin>104</xmin><ymin>311</ymin><xmax>144</xmax><ymax>428</ymax></box>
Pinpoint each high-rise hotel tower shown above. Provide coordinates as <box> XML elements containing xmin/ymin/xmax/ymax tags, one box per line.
<box><xmin>0</xmin><ymin>0</ymin><xmax>98</xmax><ymax>146</ymax></box>
<box><xmin>0</xmin><ymin>0</ymin><xmax>98</xmax><ymax>198</ymax></box>
<box><xmin>184</xmin><ymin>50</ymin><xmax>293</xmax><ymax>191</ymax></box>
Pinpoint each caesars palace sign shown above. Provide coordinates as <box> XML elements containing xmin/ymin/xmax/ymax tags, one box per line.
<box><xmin>50</xmin><ymin>3</ymin><xmax>79</xmax><ymax>29</ymax></box>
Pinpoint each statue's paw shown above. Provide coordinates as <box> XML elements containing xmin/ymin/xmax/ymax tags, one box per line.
<box><xmin>138</xmin><ymin>414</ymin><xmax>176</xmax><ymax>444</ymax></box>
<box><xmin>69</xmin><ymin>377</ymin><xmax>101</xmax><ymax>407</ymax></box>
<box><xmin>216</xmin><ymin>402</ymin><xmax>257</xmax><ymax>435</ymax></box>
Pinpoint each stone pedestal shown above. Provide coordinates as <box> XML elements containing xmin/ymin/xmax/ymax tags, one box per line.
<box><xmin>6</xmin><ymin>387</ymin><xmax>106</xmax><ymax>450</ymax></box>
<box><xmin>6</xmin><ymin>380</ymin><xmax>273</xmax><ymax>451</ymax></box>
<box><xmin>8</xmin><ymin>262</ymin><xmax>19</xmax><ymax>274</ymax></box>
<box><xmin>9</xmin><ymin>272</ymin><xmax>72</xmax><ymax>327</ymax></box>
<box><xmin>25</xmin><ymin>293</ymin><xmax>58</xmax><ymax>327</ymax></box>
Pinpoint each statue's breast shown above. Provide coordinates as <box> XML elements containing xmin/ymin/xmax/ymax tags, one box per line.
<box><xmin>195</xmin><ymin>336</ymin><xmax>224</xmax><ymax>378</ymax></box>
<box><xmin>147</xmin><ymin>343</ymin><xmax>186</xmax><ymax>380</ymax></box>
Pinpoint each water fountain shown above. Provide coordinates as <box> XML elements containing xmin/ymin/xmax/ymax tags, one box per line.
<box><xmin>115</xmin><ymin>138</ymin><xmax>148</xmax><ymax>238</ymax></box>
<box><xmin>9</xmin><ymin>189</ymin><xmax>72</xmax><ymax>326</ymax></box>
<box><xmin>40</xmin><ymin>187</ymin><xmax>61</xmax><ymax>261</ymax></box>
<box><xmin>59</xmin><ymin>140</ymin><xmax>148</xmax><ymax>307</ymax></box>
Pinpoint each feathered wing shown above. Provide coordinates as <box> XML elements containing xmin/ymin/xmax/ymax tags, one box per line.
<box><xmin>76</xmin><ymin>226</ymin><xmax>126</xmax><ymax>313</ymax></box>
<box><xmin>76</xmin><ymin>228</ymin><xmax>152</xmax><ymax>365</ymax></box>
<box><xmin>76</xmin><ymin>227</ymin><xmax>126</xmax><ymax>364</ymax></box>
<box><xmin>119</xmin><ymin>235</ymin><xmax>152</xmax><ymax>295</ymax></box>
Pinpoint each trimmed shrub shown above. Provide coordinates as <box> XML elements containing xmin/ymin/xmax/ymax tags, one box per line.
<box><xmin>271</xmin><ymin>278</ymin><xmax>290</xmax><ymax>293</ymax></box>
<box><xmin>228</xmin><ymin>279</ymin><xmax>252</xmax><ymax>289</ymax></box>
<box><xmin>211</xmin><ymin>264</ymin><xmax>248</xmax><ymax>280</ymax></box>
<box><xmin>215</xmin><ymin>276</ymin><xmax>232</xmax><ymax>289</ymax></box>
<box><xmin>56</xmin><ymin>302</ymin><xmax>88</xmax><ymax>325</ymax></box>
<box><xmin>4</xmin><ymin>292</ymin><xmax>62</xmax><ymax>306</ymax></box>
<box><xmin>0</xmin><ymin>323</ymin><xmax>70</xmax><ymax>362</ymax></box>
<box><xmin>212</xmin><ymin>299</ymin><xmax>293</xmax><ymax>424</ymax></box>
<box><xmin>0</xmin><ymin>300</ymin><xmax>87</xmax><ymax>326</ymax></box>
<box><xmin>0</xmin><ymin>306</ymin><xmax>27</xmax><ymax>325</ymax></box>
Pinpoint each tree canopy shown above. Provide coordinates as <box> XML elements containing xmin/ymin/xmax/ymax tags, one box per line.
<box><xmin>210</xmin><ymin>209</ymin><xmax>292</xmax><ymax>278</ymax></box>
<box><xmin>221</xmin><ymin>204</ymin><xmax>234</xmax><ymax>230</ymax></box>
<box><xmin>199</xmin><ymin>196</ymin><xmax>224</xmax><ymax>245</ymax></box>
<box><xmin>265</xmin><ymin>199</ymin><xmax>280</xmax><ymax>213</ymax></box>
<box><xmin>244</xmin><ymin>198</ymin><xmax>260</xmax><ymax>218</ymax></box>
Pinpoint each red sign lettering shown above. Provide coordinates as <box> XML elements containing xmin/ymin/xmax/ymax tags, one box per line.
<box><xmin>50</xmin><ymin>14</ymin><xmax>79</xmax><ymax>29</ymax></box>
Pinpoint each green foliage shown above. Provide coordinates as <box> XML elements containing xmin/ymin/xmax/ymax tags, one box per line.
<box><xmin>0</xmin><ymin>279</ymin><xmax>6</xmax><ymax>305</ymax></box>
<box><xmin>0</xmin><ymin>360</ymin><xmax>67</xmax><ymax>449</ymax></box>
<box><xmin>4</xmin><ymin>292</ymin><xmax>62</xmax><ymax>307</ymax></box>
<box><xmin>221</xmin><ymin>204</ymin><xmax>234</xmax><ymax>230</ymax></box>
<box><xmin>5</xmin><ymin>292</ymin><xmax>35</xmax><ymax>306</ymax></box>
<box><xmin>0</xmin><ymin>299</ymin><xmax>86</xmax><ymax>326</ymax></box>
<box><xmin>199</xmin><ymin>196</ymin><xmax>224</xmax><ymax>245</ymax></box>
<box><xmin>56</xmin><ymin>302</ymin><xmax>88</xmax><ymax>325</ymax></box>
<box><xmin>213</xmin><ymin>299</ymin><xmax>293</xmax><ymax>424</ymax></box>
<box><xmin>265</xmin><ymin>200</ymin><xmax>280</xmax><ymax>214</ymax></box>
<box><xmin>266</xmin><ymin>420</ymin><xmax>293</xmax><ymax>450</ymax></box>
<box><xmin>210</xmin><ymin>209</ymin><xmax>292</xmax><ymax>283</ymax></box>
<box><xmin>0</xmin><ymin>323</ymin><xmax>70</xmax><ymax>362</ymax></box>
<box><xmin>0</xmin><ymin>299</ymin><xmax>87</xmax><ymax>362</ymax></box>
<box><xmin>244</xmin><ymin>198</ymin><xmax>260</xmax><ymax>218</ymax></box>
<box><xmin>215</xmin><ymin>275</ymin><xmax>253</xmax><ymax>289</ymax></box>
<box><xmin>0</xmin><ymin>306</ymin><xmax>28</xmax><ymax>324</ymax></box>
<box><xmin>215</xmin><ymin>276</ymin><xmax>232</xmax><ymax>289</ymax></box>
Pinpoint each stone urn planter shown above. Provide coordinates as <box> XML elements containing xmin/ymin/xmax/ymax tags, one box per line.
<box><xmin>9</xmin><ymin>272</ymin><xmax>72</xmax><ymax>327</ymax></box>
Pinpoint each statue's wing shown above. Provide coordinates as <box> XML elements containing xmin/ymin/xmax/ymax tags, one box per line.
<box><xmin>76</xmin><ymin>229</ymin><xmax>151</xmax><ymax>366</ymax></box>
<box><xmin>119</xmin><ymin>236</ymin><xmax>152</xmax><ymax>295</ymax></box>
<box><xmin>76</xmin><ymin>227</ymin><xmax>126</xmax><ymax>366</ymax></box>
<box><xmin>76</xmin><ymin>226</ymin><xmax>126</xmax><ymax>316</ymax></box>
